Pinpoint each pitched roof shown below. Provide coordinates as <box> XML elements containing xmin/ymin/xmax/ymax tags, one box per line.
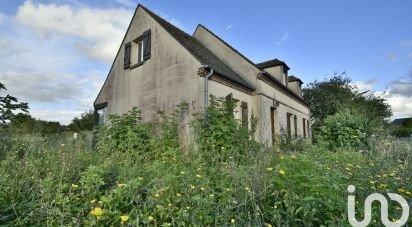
<box><xmin>140</xmin><ymin>5</ymin><xmax>255</xmax><ymax>91</ymax></box>
<box><xmin>288</xmin><ymin>75</ymin><xmax>303</xmax><ymax>84</ymax></box>
<box><xmin>256</xmin><ymin>59</ymin><xmax>290</xmax><ymax>70</ymax></box>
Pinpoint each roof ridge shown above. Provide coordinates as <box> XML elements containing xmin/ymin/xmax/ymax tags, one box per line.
<box><xmin>140</xmin><ymin>6</ymin><xmax>255</xmax><ymax>90</ymax></box>
<box><xmin>194</xmin><ymin>24</ymin><xmax>261</xmax><ymax>69</ymax></box>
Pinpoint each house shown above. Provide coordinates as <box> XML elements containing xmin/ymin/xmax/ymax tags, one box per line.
<box><xmin>94</xmin><ymin>4</ymin><xmax>311</xmax><ymax>147</ymax></box>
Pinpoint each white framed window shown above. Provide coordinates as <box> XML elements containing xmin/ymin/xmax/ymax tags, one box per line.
<box><xmin>136</xmin><ymin>40</ymin><xmax>144</xmax><ymax>64</ymax></box>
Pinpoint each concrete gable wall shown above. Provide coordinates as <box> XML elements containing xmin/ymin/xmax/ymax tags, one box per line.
<box><xmin>193</xmin><ymin>26</ymin><xmax>258</xmax><ymax>87</ymax></box>
<box><xmin>95</xmin><ymin>7</ymin><xmax>204</xmax><ymax>121</ymax></box>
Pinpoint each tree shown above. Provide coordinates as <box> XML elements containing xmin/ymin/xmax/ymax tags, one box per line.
<box><xmin>303</xmin><ymin>73</ymin><xmax>391</xmax><ymax>141</ymax></box>
<box><xmin>0</xmin><ymin>82</ymin><xmax>29</xmax><ymax>123</ymax></box>
<box><xmin>68</xmin><ymin>109</ymin><xmax>95</xmax><ymax>131</ymax></box>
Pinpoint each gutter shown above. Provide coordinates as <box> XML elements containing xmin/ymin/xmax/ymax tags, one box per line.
<box><xmin>203</xmin><ymin>65</ymin><xmax>214</xmax><ymax>110</ymax></box>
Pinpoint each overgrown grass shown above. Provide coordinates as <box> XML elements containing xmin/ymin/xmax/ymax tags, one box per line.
<box><xmin>0</xmin><ymin>99</ymin><xmax>411</xmax><ymax>226</ymax></box>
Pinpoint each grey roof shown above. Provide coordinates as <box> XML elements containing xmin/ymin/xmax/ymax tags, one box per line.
<box><xmin>256</xmin><ymin>59</ymin><xmax>290</xmax><ymax>70</ymax></box>
<box><xmin>140</xmin><ymin>5</ymin><xmax>255</xmax><ymax>91</ymax></box>
<box><xmin>288</xmin><ymin>75</ymin><xmax>303</xmax><ymax>84</ymax></box>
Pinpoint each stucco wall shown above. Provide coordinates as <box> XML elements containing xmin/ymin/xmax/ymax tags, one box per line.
<box><xmin>95</xmin><ymin>7</ymin><xmax>204</xmax><ymax>121</ymax></box>
<box><xmin>256</xmin><ymin>80</ymin><xmax>310</xmax><ymax>146</ymax></box>
<box><xmin>263</xmin><ymin>66</ymin><xmax>285</xmax><ymax>85</ymax></box>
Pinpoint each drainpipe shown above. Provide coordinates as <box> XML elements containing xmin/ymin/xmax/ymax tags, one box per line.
<box><xmin>203</xmin><ymin>65</ymin><xmax>214</xmax><ymax>110</ymax></box>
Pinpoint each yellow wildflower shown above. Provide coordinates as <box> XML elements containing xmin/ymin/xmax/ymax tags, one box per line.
<box><xmin>154</xmin><ymin>193</ymin><xmax>160</xmax><ymax>198</ymax></box>
<box><xmin>138</xmin><ymin>176</ymin><xmax>144</xmax><ymax>180</ymax></box>
<box><xmin>348</xmin><ymin>172</ymin><xmax>353</xmax><ymax>176</ymax></box>
<box><xmin>378</xmin><ymin>184</ymin><xmax>386</xmax><ymax>189</ymax></box>
<box><xmin>406</xmin><ymin>191</ymin><xmax>412</xmax><ymax>196</ymax></box>
<box><xmin>148</xmin><ymin>216</ymin><xmax>154</xmax><ymax>222</ymax></box>
<box><xmin>291</xmin><ymin>155</ymin><xmax>297</xmax><ymax>159</ymax></box>
<box><xmin>190</xmin><ymin>184</ymin><xmax>196</xmax><ymax>190</ymax></box>
<box><xmin>231</xmin><ymin>218</ymin><xmax>235</xmax><ymax>224</ymax></box>
<box><xmin>176</xmin><ymin>193</ymin><xmax>182</xmax><ymax>197</ymax></box>
<box><xmin>221</xmin><ymin>146</ymin><xmax>225</xmax><ymax>150</ymax></box>
<box><xmin>90</xmin><ymin>207</ymin><xmax>103</xmax><ymax>217</ymax></box>
<box><xmin>369</xmin><ymin>181</ymin><xmax>374</xmax><ymax>184</ymax></box>
<box><xmin>267</xmin><ymin>224</ymin><xmax>273</xmax><ymax>227</ymax></box>
<box><xmin>226</xmin><ymin>188</ymin><xmax>231</xmax><ymax>192</ymax></box>
<box><xmin>168</xmin><ymin>203</ymin><xmax>172</xmax><ymax>207</ymax></box>
<box><xmin>209</xmin><ymin>194</ymin><xmax>214</xmax><ymax>197</ymax></box>
<box><xmin>346</xmin><ymin>163</ymin><xmax>353</xmax><ymax>167</ymax></box>
<box><xmin>389</xmin><ymin>173</ymin><xmax>395</xmax><ymax>177</ymax></box>
<box><xmin>245</xmin><ymin>187</ymin><xmax>251</xmax><ymax>192</ymax></box>
<box><xmin>180</xmin><ymin>171</ymin><xmax>185</xmax><ymax>175</ymax></box>
<box><xmin>278</xmin><ymin>169</ymin><xmax>286</xmax><ymax>176</ymax></box>
<box><xmin>71</xmin><ymin>184</ymin><xmax>78</xmax><ymax>188</ymax></box>
<box><xmin>266</xmin><ymin>167</ymin><xmax>273</xmax><ymax>171</ymax></box>
<box><xmin>398</xmin><ymin>188</ymin><xmax>406</xmax><ymax>193</ymax></box>
<box><xmin>120</xmin><ymin>215</ymin><xmax>129</xmax><ymax>223</ymax></box>
<box><xmin>196</xmin><ymin>174</ymin><xmax>202</xmax><ymax>179</ymax></box>
<box><xmin>117</xmin><ymin>183</ymin><xmax>127</xmax><ymax>187</ymax></box>
<box><xmin>345</xmin><ymin>167</ymin><xmax>351</xmax><ymax>171</ymax></box>
<box><xmin>61</xmin><ymin>144</ymin><xmax>65</xmax><ymax>147</ymax></box>
<box><xmin>90</xmin><ymin>199</ymin><xmax>96</xmax><ymax>204</ymax></box>
<box><xmin>200</xmin><ymin>187</ymin><xmax>205</xmax><ymax>191</ymax></box>
<box><xmin>382</xmin><ymin>174</ymin><xmax>387</xmax><ymax>177</ymax></box>
<box><xmin>280</xmin><ymin>156</ymin><xmax>285</xmax><ymax>160</ymax></box>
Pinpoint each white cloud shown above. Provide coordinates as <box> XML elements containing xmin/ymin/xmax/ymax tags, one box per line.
<box><xmin>387</xmin><ymin>52</ymin><xmax>398</xmax><ymax>61</ymax></box>
<box><xmin>14</xmin><ymin>0</ymin><xmax>132</xmax><ymax>62</ymax></box>
<box><xmin>383</xmin><ymin>92</ymin><xmax>412</xmax><ymax>119</ymax></box>
<box><xmin>225</xmin><ymin>24</ymin><xmax>233</xmax><ymax>31</ymax></box>
<box><xmin>115</xmin><ymin>0</ymin><xmax>137</xmax><ymax>9</ymax></box>
<box><xmin>352</xmin><ymin>80</ymin><xmax>377</xmax><ymax>93</ymax></box>
<box><xmin>0</xmin><ymin>13</ymin><xmax>6</xmax><ymax>25</ymax></box>
<box><xmin>276</xmin><ymin>31</ymin><xmax>289</xmax><ymax>46</ymax></box>
<box><xmin>400</xmin><ymin>39</ymin><xmax>412</xmax><ymax>47</ymax></box>
<box><xmin>30</xmin><ymin>109</ymin><xmax>84</xmax><ymax>125</ymax></box>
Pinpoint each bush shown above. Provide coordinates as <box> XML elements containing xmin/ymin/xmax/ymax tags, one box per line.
<box><xmin>0</xmin><ymin>100</ymin><xmax>411</xmax><ymax>225</ymax></box>
<box><xmin>317</xmin><ymin>109</ymin><xmax>384</xmax><ymax>150</ymax></box>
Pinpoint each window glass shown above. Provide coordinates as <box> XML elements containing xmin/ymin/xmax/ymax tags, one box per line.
<box><xmin>137</xmin><ymin>41</ymin><xmax>143</xmax><ymax>64</ymax></box>
<box><xmin>97</xmin><ymin>108</ymin><xmax>106</xmax><ymax>125</ymax></box>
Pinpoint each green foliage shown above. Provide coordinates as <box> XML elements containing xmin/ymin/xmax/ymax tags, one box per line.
<box><xmin>95</xmin><ymin>107</ymin><xmax>153</xmax><ymax>155</ymax></box>
<box><xmin>0</xmin><ymin>102</ymin><xmax>411</xmax><ymax>226</ymax></box>
<box><xmin>68</xmin><ymin>109</ymin><xmax>95</xmax><ymax>131</ymax></box>
<box><xmin>192</xmin><ymin>95</ymin><xmax>258</xmax><ymax>161</ymax></box>
<box><xmin>303</xmin><ymin>73</ymin><xmax>391</xmax><ymax>143</ymax></box>
<box><xmin>0</xmin><ymin>82</ymin><xmax>29</xmax><ymax>123</ymax></box>
<box><xmin>317</xmin><ymin>109</ymin><xmax>372</xmax><ymax>149</ymax></box>
<box><xmin>6</xmin><ymin>113</ymin><xmax>63</xmax><ymax>134</ymax></box>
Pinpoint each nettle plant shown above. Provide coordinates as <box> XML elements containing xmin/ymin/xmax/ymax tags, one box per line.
<box><xmin>191</xmin><ymin>95</ymin><xmax>258</xmax><ymax>161</ymax></box>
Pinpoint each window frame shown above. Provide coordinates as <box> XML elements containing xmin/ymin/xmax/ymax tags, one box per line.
<box><xmin>130</xmin><ymin>36</ymin><xmax>144</xmax><ymax>69</ymax></box>
<box><xmin>94</xmin><ymin>102</ymin><xmax>108</xmax><ymax>126</ymax></box>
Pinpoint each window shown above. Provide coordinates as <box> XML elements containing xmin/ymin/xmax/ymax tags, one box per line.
<box><xmin>136</xmin><ymin>40</ymin><xmax>144</xmax><ymax>64</ymax></box>
<box><xmin>96</xmin><ymin>108</ymin><xmax>106</xmax><ymax>125</ymax></box>
<box><xmin>241</xmin><ymin>102</ymin><xmax>248</xmax><ymax>128</ymax></box>
<box><xmin>286</xmin><ymin>113</ymin><xmax>292</xmax><ymax>138</ymax></box>
<box><xmin>294</xmin><ymin>115</ymin><xmax>298</xmax><ymax>138</ymax></box>
<box><xmin>271</xmin><ymin>108</ymin><xmax>276</xmax><ymax>142</ymax></box>
<box><xmin>123</xmin><ymin>29</ymin><xmax>151</xmax><ymax>69</ymax></box>
<box><xmin>303</xmin><ymin>118</ymin><xmax>307</xmax><ymax>138</ymax></box>
<box><xmin>94</xmin><ymin>102</ymin><xmax>108</xmax><ymax>126</ymax></box>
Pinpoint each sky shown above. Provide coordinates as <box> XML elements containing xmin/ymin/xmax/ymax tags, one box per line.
<box><xmin>0</xmin><ymin>0</ymin><xmax>411</xmax><ymax>124</ymax></box>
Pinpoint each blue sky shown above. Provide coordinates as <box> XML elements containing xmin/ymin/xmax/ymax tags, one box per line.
<box><xmin>0</xmin><ymin>0</ymin><xmax>411</xmax><ymax>124</ymax></box>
